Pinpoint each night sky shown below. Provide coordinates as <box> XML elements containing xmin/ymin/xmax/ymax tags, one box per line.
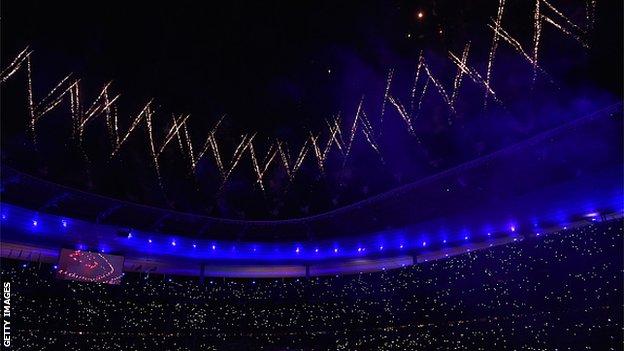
<box><xmin>1</xmin><ymin>0</ymin><xmax>622</xmax><ymax>219</ymax></box>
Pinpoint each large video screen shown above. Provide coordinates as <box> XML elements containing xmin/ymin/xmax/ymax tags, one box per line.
<box><xmin>56</xmin><ymin>249</ymin><xmax>124</xmax><ymax>284</ymax></box>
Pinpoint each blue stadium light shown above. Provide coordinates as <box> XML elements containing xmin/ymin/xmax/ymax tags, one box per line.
<box><xmin>314</xmin><ymin>248</ymin><xmax>319</xmax><ymax>253</ymax></box>
<box><xmin>399</xmin><ymin>244</ymin><xmax>404</xmax><ymax>249</ymax></box>
<box><xmin>442</xmin><ymin>239</ymin><xmax>447</xmax><ymax>244</ymax></box>
<box><xmin>464</xmin><ymin>236</ymin><xmax>469</xmax><ymax>240</ymax></box>
<box><xmin>32</xmin><ymin>219</ymin><xmax>38</xmax><ymax>227</ymax></box>
<box><xmin>510</xmin><ymin>226</ymin><xmax>516</xmax><ymax>232</ymax></box>
<box><xmin>487</xmin><ymin>232</ymin><xmax>491</xmax><ymax>236</ymax></box>
<box><xmin>422</xmin><ymin>241</ymin><xmax>427</xmax><ymax>247</ymax></box>
<box><xmin>1</xmin><ymin>214</ymin><xmax>6</xmax><ymax>220</ymax></box>
<box><xmin>379</xmin><ymin>246</ymin><xmax>384</xmax><ymax>251</ymax></box>
<box><xmin>295</xmin><ymin>247</ymin><xmax>300</xmax><ymax>254</ymax></box>
<box><xmin>171</xmin><ymin>240</ymin><xmax>176</xmax><ymax>246</ymax></box>
<box><xmin>61</xmin><ymin>219</ymin><xmax>68</xmax><ymax>228</ymax></box>
<box><xmin>148</xmin><ymin>239</ymin><xmax>153</xmax><ymax>243</ymax></box>
<box><xmin>127</xmin><ymin>232</ymin><xmax>133</xmax><ymax>239</ymax></box>
<box><xmin>53</xmin><ymin>265</ymin><xmax>58</xmax><ymax>270</ymax></box>
<box><xmin>357</xmin><ymin>247</ymin><xmax>363</xmax><ymax>253</ymax></box>
<box><xmin>211</xmin><ymin>244</ymin><xmax>216</xmax><ymax>250</ymax></box>
<box><xmin>192</xmin><ymin>243</ymin><xmax>197</xmax><ymax>248</ymax></box>
<box><xmin>334</xmin><ymin>248</ymin><xmax>338</xmax><ymax>253</ymax></box>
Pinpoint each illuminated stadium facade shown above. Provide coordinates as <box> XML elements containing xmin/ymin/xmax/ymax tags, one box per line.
<box><xmin>2</xmin><ymin>104</ymin><xmax>622</xmax><ymax>277</ymax></box>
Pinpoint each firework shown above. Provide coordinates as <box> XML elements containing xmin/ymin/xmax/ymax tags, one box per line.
<box><xmin>379</xmin><ymin>69</ymin><xmax>394</xmax><ymax>130</ymax></box>
<box><xmin>0</xmin><ymin>0</ymin><xmax>596</xmax><ymax>195</ymax></box>
<box><xmin>451</xmin><ymin>43</ymin><xmax>471</xmax><ymax>108</ymax></box>
<box><xmin>449</xmin><ymin>47</ymin><xmax>501</xmax><ymax>105</ymax></box>
<box><xmin>388</xmin><ymin>95</ymin><xmax>415</xmax><ymax>135</ymax></box>
<box><xmin>484</xmin><ymin>0</ymin><xmax>506</xmax><ymax>108</ymax></box>
<box><xmin>250</xmin><ymin>140</ymin><xmax>278</xmax><ymax>192</ymax></box>
<box><xmin>192</xmin><ymin>115</ymin><xmax>225</xmax><ymax>172</ymax></box>
<box><xmin>111</xmin><ymin>100</ymin><xmax>154</xmax><ymax>157</ymax></box>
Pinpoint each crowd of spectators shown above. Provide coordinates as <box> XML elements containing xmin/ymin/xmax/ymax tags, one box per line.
<box><xmin>2</xmin><ymin>219</ymin><xmax>622</xmax><ymax>350</ymax></box>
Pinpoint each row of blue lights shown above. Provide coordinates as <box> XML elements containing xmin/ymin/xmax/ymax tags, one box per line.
<box><xmin>124</xmin><ymin>229</ymin><xmax>518</xmax><ymax>254</ymax></box>
<box><xmin>3</xmin><ymin>210</ymin><xmax>604</xmax><ymax>256</ymax></box>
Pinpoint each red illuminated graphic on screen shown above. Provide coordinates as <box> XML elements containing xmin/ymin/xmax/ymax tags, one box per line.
<box><xmin>56</xmin><ymin>249</ymin><xmax>124</xmax><ymax>284</ymax></box>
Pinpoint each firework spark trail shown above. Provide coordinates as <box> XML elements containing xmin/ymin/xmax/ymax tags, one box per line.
<box><xmin>388</xmin><ymin>95</ymin><xmax>415</xmax><ymax>135</ymax></box>
<box><xmin>542</xmin><ymin>0</ymin><xmax>583</xmax><ymax>32</ymax></box>
<box><xmin>250</xmin><ymin>140</ymin><xmax>278</xmax><ymax>191</ymax></box>
<box><xmin>451</xmin><ymin>43</ymin><xmax>471</xmax><ymax>108</ymax></box>
<box><xmin>26</xmin><ymin>57</ymin><xmax>35</xmax><ymax>141</ymax></box>
<box><xmin>192</xmin><ymin>115</ymin><xmax>225</xmax><ymax>172</ymax></box>
<box><xmin>542</xmin><ymin>16</ymin><xmax>589</xmax><ymax>48</ymax></box>
<box><xmin>208</xmin><ymin>134</ymin><xmax>225</xmax><ymax>176</ymax></box>
<box><xmin>488</xmin><ymin>23</ymin><xmax>552</xmax><ymax>84</ymax></box>
<box><xmin>422</xmin><ymin>64</ymin><xmax>456</xmax><ymax>122</ymax></box>
<box><xmin>379</xmin><ymin>69</ymin><xmax>394</xmax><ymax>130</ymax></box>
<box><xmin>345</xmin><ymin>96</ymin><xmax>364</xmax><ymax>160</ymax></box>
<box><xmin>172</xmin><ymin>116</ymin><xmax>185</xmax><ymax>153</ymax></box>
<box><xmin>276</xmin><ymin>140</ymin><xmax>292</xmax><ymax>178</ymax></box>
<box><xmin>359</xmin><ymin>110</ymin><xmax>383</xmax><ymax>156</ymax></box>
<box><xmin>69</xmin><ymin>82</ymin><xmax>80</xmax><ymax>137</ymax></box>
<box><xmin>75</xmin><ymin>82</ymin><xmax>121</xmax><ymax>144</ymax></box>
<box><xmin>142</xmin><ymin>104</ymin><xmax>163</xmax><ymax>186</ymax></box>
<box><xmin>0</xmin><ymin>47</ymin><xmax>32</xmax><ymax>83</ymax></box>
<box><xmin>414</xmin><ymin>79</ymin><xmax>429</xmax><ymax>121</ymax></box>
<box><xmin>485</xmin><ymin>0</ymin><xmax>506</xmax><ymax>108</ymax></box>
<box><xmin>449</xmin><ymin>49</ymin><xmax>501</xmax><ymax>105</ymax></box>
<box><xmin>410</xmin><ymin>54</ymin><xmax>425</xmax><ymax>115</ymax></box>
<box><xmin>312</xmin><ymin>116</ymin><xmax>347</xmax><ymax>171</ymax></box>
<box><xmin>73</xmin><ymin>82</ymin><xmax>121</xmax><ymax>162</ymax></box>
<box><xmin>182</xmin><ymin>121</ymin><xmax>195</xmax><ymax>171</ymax></box>
<box><xmin>157</xmin><ymin>114</ymin><xmax>191</xmax><ymax>156</ymax></box>
<box><xmin>277</xmin><ymin>138</ymin><xmax>311</xmax><ymax>181</ymax></box>
<box><xmin>218</xmin><ymin>133</ymin><xmax>256</xmax><ymax>188</ymax></box>
<box><xmin>585</xmin><ymin>0</ymin><xmax>596</xmax><ymax>33</ymax></box>
<box><xmin>28</xmin><ymin>73</ymin><xmax>78</xmax><ymax>143</ymax></box>
<box><xmin>102</xmin><ymin>88</ymin><xmax>117</xmax><ymax>147</ymax></box>
<box><xmin>344</xmin><ymin>96</ymin><xmax>383</xmax><ymax>162</ymax></box>
<box><xmin>291</xmin><ymin>138</ymin><xmax>310</xmax><ymax>177</ymax></box>
<box><xmin>107</xmin><ymin>103</ymin><xmax>120</xmax><ymax>147</ymax></box>
<box><xmin>310</xmin><ymin>132</ymin><xmax>325</xmax><ymax>172</ymax></box>
<box><xmin>325</xmin><ymin>116</ymin><xmax>345</xmax><ymax>157</ymax></box>
<box><xmin>532</xmin><ymin>0</ymin><xmax>591</xmax><ymax>84</ymax></box>
<box><xmin>532</xmin><ymin>0</ymin><xmax>542</xmax><ymax>85</ymax></box>
<box><xmin>32</xmin><ymin>74</ymin><xmax>75</xmax><ymax>120</ymax></box>
<box><xmin>411</xmin><ymin>53</ymin><xmax>456</xmax><ymax>121</ymax></box>
<box><xmin>111</xmin><ymin>100</ymin><xmax>154</xmax><ymax>157</ymax></box>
